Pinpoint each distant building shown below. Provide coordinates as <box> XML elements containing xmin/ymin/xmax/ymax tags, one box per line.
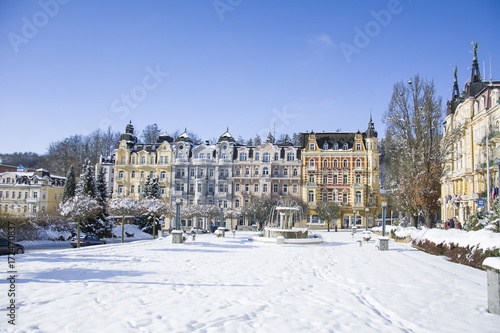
<box><xmin>0</xmin><ymin>165</ymin><xmax>66</xmax><ymax>217</ymax></box>
<box><xmin>441</xmin><ymin>43</ymin><xmax>500</xmax><ymax>223</ymax></box>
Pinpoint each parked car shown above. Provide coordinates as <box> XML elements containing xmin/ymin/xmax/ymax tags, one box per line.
<box><xmin>190</xmin><ymin>227</ymin><xmax>208</xmax><ymax>234</ymax></box>
<box><xmin>0</xmin><ymin>237</ymin><xmax>25</xmax><ymax>255</ymax></box>
<box><xmin>70</xmin><ymin>234</ymin><xmax>106</xmax><ymax>248</ymax></box>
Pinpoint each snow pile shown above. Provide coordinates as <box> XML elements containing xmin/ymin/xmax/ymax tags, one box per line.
<box><xmin>411</xmin><ymin>227</ymin><xmax>500</xmax><ymax>251</ymax></box>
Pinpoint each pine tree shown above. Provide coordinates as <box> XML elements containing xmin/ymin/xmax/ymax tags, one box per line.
<box><xmin>95</xmin><ymin>167</ymin><xmax>108</xmax><ymax>211</ymax></box>
<box><xmin>143</xmin><ymin>175</ymin><xmax>161</xmax><ymax>199</ymax></box>
<box><xmin>77</xmin><ymin>161</ymin><xmax>96</xmax><ymax>198</ymax></box>
<box><xmin>61</xmin><ymin>165</ymin><xmax>76</xmax><ymax>203</ymax></box>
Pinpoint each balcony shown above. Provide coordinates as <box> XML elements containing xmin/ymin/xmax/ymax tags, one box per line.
<box><xmin>306</xmin><ymin>166</ymin><xmax>316</xmax><ymax>171</ymax></box>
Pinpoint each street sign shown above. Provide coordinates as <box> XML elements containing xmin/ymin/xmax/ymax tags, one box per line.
<box><xmin>477</xmin><ymin>198</ymin><xmax>485</xmax><ymax>207</ymax></box>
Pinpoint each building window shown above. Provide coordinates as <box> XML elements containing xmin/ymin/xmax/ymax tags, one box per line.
<box><xmin>235</xmin><ymin>199</ymin><xmax>240</xmax><ymax>208</ymax></box>
<box><xmin>343</xmin><ymin>159</ymin><xmax>348</xmax><ymax>168</ymax></box>
<box><xmin>309</xmin><ymin>143</ymin><xmax>315</xmax><ymax>150</ymax></box>
<box><xmin>118</xmin><ymin>185</ymin><xmax>124</xmax><ymax>194</ymax></box>
<box><xmin>323</xmin><ymin>142</ymin><xmax>328</xmax><ymax>150</ymax></box>
<box><xmin>283</xmin><ymin>184</ymin><xmax>288</xmax><ymax>194</ymax></box>
<box><xmin>355</xmin><ymin>191</ymin><xmax>362</xmax><ymax>203</ymax></box>
<box><xmin>287</xmin><ymin>152</ymin><xmax>294</xmax><ymax>161</ymax></box>
<box><xmin>308</xmin><ymin>190</ymin><xmax>314</xmax><ymax>202</ymax></box>
<box><xmin>293</xmin><ymin>184</ymin><xmax>298</xmax><ymax>194</ymax></box>
<box><xmin>254</xmin><ymin>167</ymin><xmax>259</xmax><ymax>175</ymax></box>
<box><xmin>235</xmin><ymin>183</ymin><xmax>240</xmax><ymax>192</ymax></box>
<box><xmin>244</xmin><ymin>184</ymin><xmax>249</xmax><ymax>193</ymax></box>
<box><xmin>255</xmin><ymin>152</ymin><xmax>260</xmax><ymax>161</ymax></box>
<box><xmin>274</xmin><ymin>152</ymin><xmax>279</xmax><ymax>161</ymax></box>
<box><xmin>356</xmin><ymin>143</ymin><xmax>361</xmax><ymax>150</ymax></box>
<box><xmin>197</xmin><ymin>183</ymin><xmax>202</xmax><ymax>192</ymax></box>
<box><xmin>356</xmin><ymin>174</ymin><xmax>361</xmax><ymax>184</ymax></box>
<box><xmin>132</xmin><ymin>156</ymin><xmax>136</xmax><ymax>164</ymax></box>
<box><xmin>322</xmin><ymin>192</ymin><xmax>328</xmax><ymax>202</ymax></box>
<box><xmin>343</xmin><ymin>175</ymin><xmax>348</xmax><ymax>184</ymax></box>
<box><xmin>240</xmin><ymin>152</ymin><xmax>247</xmax><ymax>161</ymax></box>
<box><xmin>333</xmin><ymin>143</ymin><xmax>339</xmax><ymax>150</ymax></box>
<box><xmin>283</xmin><ymin>168</ymin><xmax>288</xmax><ymax>176</ymax></box>
<box><xmin>293</xmin><ymin>168</ymin><xmax>298</xmax><ymax>176</ymax></box>
<box><xmin>141</xmin><ymin>156</ymin><xmax>146</xmax><ymax>164</ymax></box>
<box><xmin>263</xmin><ymin>184</ymin><xmax>268</xmax><ymax>193</ymax></box>
<box><xmin>309</xmin><ymin>174</ymin><xmax>315</xmax><ymax>183</ymax></box>
<box><xmin>150</xmin><ymin>156</ymin><xmax>155</xmax><ymax>164</ymax></box>
<box><xmin>323</xmin><ymin>175</ymin><xmax>328</xmax><ymax>184</ymax></box>
<box><xmin>263</xmin><ymin>167</ymin><xmax>269</xmax><ymax>176</ymax></box>
<box><xmin>245</xmin><ymin>167</ymin><xmax>250</xmax><ymax>176</ymax></box>
<box><xmin>273</xmin><ymin>184</ymin><xmax>278</xmax><ymax>193</ymax></box>
<box><xmin>343</xmin><ymin>193</ymin><xmax>348</xmax><ymax>204</ymax></box>
<box><xmin>118</xmin><ymin>171</ymin><xmax>124</xmax><ymax>180</ymax></box>
<box><xmin>343</xmin><ymin>143</ymin><xmax>349</xmax><ymax>150</ymax></box>
<box><xmin>356</xmin><ymin>159</ymin><xmax>361</xmax><ymax>168</ymax></box>
<box><xmin>160</xmin><ymin>171</ymin><xmax>166</xmax><ymax>181</ymax></box>
<box><xmin>273</xmin><ymin>168</ymin><xmax>279</xmax><ymax>176</ymax></box>
<box><xmin>130</xmin><ymin>185</ymin><xmax>135</xmax><ymax>194</ymax></box>
<box><xmin>323</xmin><ymin>159</ymin><xmax>328</xmax><ymax>168</ymax></box>
<box><xmin>208</xmin><ymin>184</ymin><xmax>214</xmax><ymax>194</ymax></box>
<box><xmin>309</xmin><ymin>159</ymin><xmax>315</xmax><ymax>167</ymax></box>
<box><xmin>131</xmin><ymin>171</ymin><xmax>136</xmax><ymax>178</ymax></box>
<box><xmin>254</xmin><ymin>184</ymin><xmax>259</xmax><ymax>192</ymax></box>
<box><xmin>263</xmin><ymin>153</ymin><xmax>270</xmax><ymax>162</ymax></box>
<box><xmin>333</xmin><ymin>175</ymin><xmax>338</xmax><ymax>184</ymax></box>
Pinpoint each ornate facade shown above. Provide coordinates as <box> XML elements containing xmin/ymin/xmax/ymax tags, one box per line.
<box><xmin>105</xmin><ymin>118</ymin><xmax>380</xmax><ymax>229</ymax></box>
<box><xmin>300</xmin><ymin>117</ymin><xmax>380</xmax><ymax>228</ymax></box>
<box><xmin>441</xmin><ymin>44</ymin><xmax>500</xmax><ymax>223</ymax></box>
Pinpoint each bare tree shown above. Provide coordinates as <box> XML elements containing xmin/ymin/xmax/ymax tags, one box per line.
<box><xmin>383</xmin><ymin>75</ymin><xmax>459</xmax><ymax>228</ymax></box>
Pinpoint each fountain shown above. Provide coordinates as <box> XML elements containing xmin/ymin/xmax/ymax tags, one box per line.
<box><xmin>252</xmin><ymin>200</ymin><xmax>323</xmax><ymax>244</ymax></box>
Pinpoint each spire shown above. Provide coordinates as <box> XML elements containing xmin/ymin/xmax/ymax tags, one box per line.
<box><xmin>463</xmin><ymin>42</ymin><xmax>486</xmax><ymax>98</ymax></box>
<box><xmin>366</xmin><ymin>113</ymin><xmax>377</xmax><ymax>138</ymax></box>
<box><xmin>470</xmin><ymin>41</ymin><xmax>481</xmax><ymax>83</ymax></box>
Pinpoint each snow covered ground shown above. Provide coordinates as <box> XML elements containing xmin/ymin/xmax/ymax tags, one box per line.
<box><xmin>3</xmin><ymin>229</ymin><xmax>500</xmax><ymax>333</ymax></box>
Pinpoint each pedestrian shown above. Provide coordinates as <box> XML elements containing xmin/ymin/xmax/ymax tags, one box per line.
<box><xmin>450</xmin><ymin>218</ymin><xmax>455</xmax><ymax>228</ymax></box>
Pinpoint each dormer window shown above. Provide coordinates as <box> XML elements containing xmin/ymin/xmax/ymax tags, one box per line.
<box><xmin>323</xmin><ymin>142</ymin><xmax>329</xmax><ymax>150</ymax></box>
<box><xmin>309</xmin><ymin>143</ymin><xmax>315</xmax><ymax>150</ymax></box>
<box><xmin>333</xmin><ymin>143</ymin><xmax>339</xmax><ymax>150</ymax></box>
<box><xmin>343</xmin><ymin>143</ymin><xmax>349</xmax><ymax>150</ymax></box>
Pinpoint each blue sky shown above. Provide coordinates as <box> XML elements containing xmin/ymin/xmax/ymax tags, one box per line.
<box><xmin>1</xmin><ymin>0</ymin><xmax>499</xmax><ymax>154</ymax></box>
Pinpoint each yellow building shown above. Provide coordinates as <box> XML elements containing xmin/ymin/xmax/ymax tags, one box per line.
<box><xmin>112</xmin><ymin>122</ymin><xmax>174</xmax><ymax>203</ymax></box>
<box><xmin>441</xmin><ymin>45</ymin><xmax>500</xmax><ymax>224</ymax></box>
<box><xmin>0</xmin><ymin>165</ymin><xmax>66</xmax><ymax>217</ymax></box>
<box><xmin>300</xmin><ymin>117</ymin><xmax>380</xmax><ymax>228</ymax></box>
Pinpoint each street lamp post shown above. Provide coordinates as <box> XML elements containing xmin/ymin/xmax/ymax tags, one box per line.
<box><xmin>220</xmin><ymin>207</ymin><xmax>224</xmax><ymax>229</ymax></box>
<box><xmin>382</xmin><ymin>201</ymin><xmax>387</xmax><ymax>237</ymax></box>
<box><xmin>365</xmin><ymin>207</ymin><xmax>369</xmax><ymax>231</ymax></box>
<box><xmin>175</xmin><ymin>199</ymin><xmax>181</xmax><ymax>230</ymax></box>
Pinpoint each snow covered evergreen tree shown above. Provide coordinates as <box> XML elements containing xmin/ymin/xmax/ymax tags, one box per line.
<box><xmin>77</xmin><ymin>161</ymin><xmax>96</xmax><ymax>198</ymax></box>
<box><xmin>61</xmin><ymin>165</ymin><xmax>76</xmax><ymax>203</ymax></box>
<box><xmin>143</xmin><ymin>175</ymin><xmax>161</xmax><ymax>199</ymax></box>
<box><xmin>95</xmin><ymin>166</ymin><xmax>108</xmax><ymax>209</ymax></box>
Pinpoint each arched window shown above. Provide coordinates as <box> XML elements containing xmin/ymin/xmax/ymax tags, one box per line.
<box><xmin>343</xmin><ymin>143</ymin><xmax>349</xmax><ymax>150</ymax></box>
<box><xmin>141</xmin><ymin>156</ymin><xmax>146</xmax><ymax>164</ymax></box>
<box><xmin>160</xmin><ymin>171</ymin><xmax>166</xmax><ymax>181</ymax></box>
<box><xmin>355</xmin><ymin>191</ymin><xmax>362</xmax><ymax>203</ymax></box>
<box><xmin>118</xmin><ymin>171</ymin><xmax>124</xmax><ymax>180</ymax></box>
<box><xmin>343</xmin><ymin>159</ymin><xmax>348</xmax><ymax>168</ymax></box>
<box><xmin>131</xmin><ymin>171</ymin><xmax>136</xmax><ymax>178</ymax></box>
<box><xmin>356</xmin><ymin>159</ymin><xmax>361</xmax><ymax>168</ymax></box>
<box><xmin>263</xmin><ymin>167</ymin><xmax>269</xmax><ymax>175</ymax></box>
<box><xmin>356</xmin><ymin>174</ymin><xmax>361</xmax><ymax>184</ymax></box>
<box><xmin>323</xmin><ymin>142</ymin><xmax>329</xmax><ymax>150</ymax></box>
<box><xmin>308</xmin><ymin>190</ymin><xmax>314</xmax><ymax>202</ymax></box>
<box><xmin>333</xmin><ymin>160</ymin><xmax>338</xmax><ymax>168</ymax></box>
<box><xmin>323</xmin><ymin>159</ymin><xmax>328</xmax><ymax>168</ymax></box>
<box><xmin>309</xmin><ymin>159</ymin><xmax>315</xmax><ymax>167</ymax></box>
<box><xmin>263</xmin><ymin>153</ymin><xmax>270</xmax><ymax>162</ymax></box>
<box><xmin>333</xmin><ymin>143</ymin><xmax>339</xmax><ymax>150</ymax></box>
